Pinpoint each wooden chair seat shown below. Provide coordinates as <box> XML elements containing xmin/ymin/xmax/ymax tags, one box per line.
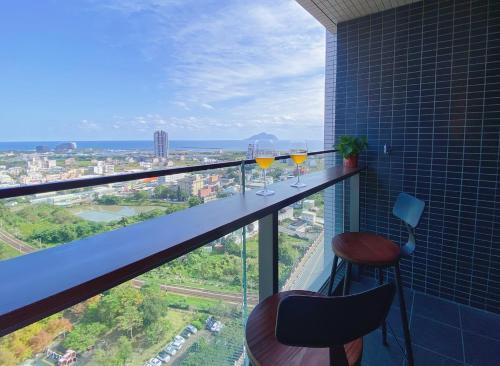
<box><xmin>245</xmin><ymin>290</ymin><xmax>363</xmax><ymax>366</ymax></box>
<box><xmin>332</xmin><ymin>232</ymin><xmax>400</xmax><ymax>267</ymax></box>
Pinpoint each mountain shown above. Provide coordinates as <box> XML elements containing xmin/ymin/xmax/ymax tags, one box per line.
<box><xmin>245</xmin><ymin>132</ymin><xmax>278</xmax><ymax>141</ymax></box>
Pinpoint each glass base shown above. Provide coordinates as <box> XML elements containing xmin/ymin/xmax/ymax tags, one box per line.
<box><xmin>256</xmin><ymin>189</ymin><xmax>275</xmax><ymax>196</ymax></box>
<box><xmin>290</xmin><ymin>181</ymin><xmax>307</xmax><ymax>188</ymax></box>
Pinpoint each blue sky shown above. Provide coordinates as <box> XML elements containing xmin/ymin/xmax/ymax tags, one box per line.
<box><xmin>0</xmin><ymin>0</ymin><xmax>325</xmax><ymax>141</ymax></box>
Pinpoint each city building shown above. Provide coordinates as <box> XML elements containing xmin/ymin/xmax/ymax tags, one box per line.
<box><xmin>303</xmin><ymin>199</ymin><xmax>315</xmax><ymax>210</ymax></box>
<box><xmin>178</xmin><ymin>174</ymin><xmax>204</xmax><ymax>196</ymax></box>
<box><xmin>246</xmin><ymin>143</ymin><xmax>254</xmax><ymax>159</ymax></box>
<box><xmin>154</xmin><ymin>130</ymin><xmax>168</xmax><ymax>158</ymax></box>
<box><xmin>300</xmin><ymin>210</ymin><xmax>316</xmax><ymax>224</ymax></box>
<box><xmin>278</xmin><ymin>207</ymin><xmax>294</xmax><ymax>222</ymax></box>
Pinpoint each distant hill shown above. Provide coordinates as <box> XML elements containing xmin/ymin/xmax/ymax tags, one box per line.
<box><xmin>245</xmin><ymin>132</ymin><xmax>278</xmax><ymax>141</ymax></box>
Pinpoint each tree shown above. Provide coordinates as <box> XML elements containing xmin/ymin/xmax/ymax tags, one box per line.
<box><xmin>97</xmin><ymin>195</ymin><xmax>121</xmax><ymax>205</ymax></box>
<box><xmin>140</xmin><ymin>284</ymin><xmax>166</xmax><ymax>327</ymax></box>
<box><xmin>63</xmin><ymin>322</ymin><xmax>107</xmax><ymax>352</ymax></box>
<box><xmin>116</xmin><ymin>306</ymin><xmax>143</xmax><ymax>338</ymax></box>
<box><xmin>188</xmin><ymin>196</ymin><xmax>203</xmax><ymax>207</ymax></box>
<box><xmin>144</xmin><ymin>322</ymin><xmax>165</xmax><ymax>345</ymax></box>
<box><xmin>224</xmin><ymin>240</ymin><xmax>241</xmax><ymax>256</ymax></box>
<box><xmin>29</xmin><ymin>330</ymin><xmax>51</xmax><ymax>353</ymax></box>
<box><xmin>278</xmin><ymin>241</ymin><xmax>297</xmax><ymax>267</ymax></box>
<box><xmin>116</xmin><ymin>336</ymin><xmax>132</xmax><ymax>365</ymax></box>
<box><xmin>177</xmin><ymin>186</ymin><xmax>188</xmax><ymax>201</ymax></box>
<box><xmin>98</xmin><ymin>284</ymin><xmax>143</xmax><ymax>326</ymax></box>
<box><xmin>132</xmin><ymin>190</ymin><xmax>149</xmax><ymax>201</ymax></box>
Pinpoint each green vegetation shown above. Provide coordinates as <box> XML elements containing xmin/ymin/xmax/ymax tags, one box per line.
<box><xmin>335</xmin><ymin>135</ymin><xmax>368</xmax><ymax>158</ymax></box>
<box><xmin>153</xmin><ymin>185</ymin><xmax>188</xmax><ymax>201</ymax></box>
<box><xmin>0</xmin><ymin>241</ymin><xmax>20</xmax><ymax>260</ymax></box>
<box><xmin>0</xmin><ymin>314</ymin><xmax>72</xmax><ymax>364</ymax></box>
<box><xmin>188</xmin><ymin>195</ymin><xmax>203</xmax><ymax>207</ymax></box>
<box><xmin>182</xmin><ymin>321</ymin><xmax>244</xmax><ymax>366</ymax></box>
<box><xmin>0</xmin><ymin>201</ymin><xmax>186</xmax><ymax>251</ymax></box>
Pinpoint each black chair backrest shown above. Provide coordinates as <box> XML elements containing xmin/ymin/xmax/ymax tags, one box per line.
<box><xmin>276</xmin><ymin>283</ymin><xmax>395</xmax><ymax>348</ymax></box>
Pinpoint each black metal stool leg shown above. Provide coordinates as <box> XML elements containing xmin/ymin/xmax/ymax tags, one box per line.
<box><xmin>343</xmin><ymin>262</ymin><xmax>352</xmax><ymax>295</ymax></box>
<box><xmin>394</xmin><ymin>262</ymin><xmax>414</xmax><ymax>366</ymax></box>
<box><xmin>327</xmin><ymin>255</ymin><xmax>339</xmax><ymax>296</ymax></box>
<box><xmin>378</xmin><ymin>267</ymin><xmax>388</xmax><ymax>346</ymax></box>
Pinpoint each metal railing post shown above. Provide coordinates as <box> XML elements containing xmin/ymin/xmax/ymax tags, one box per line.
<box><xmin>258</xmin><ymin>212</ymin><xmax>279</xmax><ymax>301</ymax></box>
<box><xmin>349</xmin><ymin>173</ymin><xmax>360</xmax><ymax>280</ymax></box>
<box><xmin>240</xmin><ymin>161</ymin><xmax>248</xmax><ymax>323</ymax></box>
<box><xmin>349</xmin><ymin>173</ymin><xmax>359</xmax><ymax>232</ymax></box>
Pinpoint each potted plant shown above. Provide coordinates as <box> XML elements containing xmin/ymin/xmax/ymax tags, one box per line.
<box><xmin>335</xmin><ymin>136</ymin><xmax>368</xmax><ymax>168</ymax></box>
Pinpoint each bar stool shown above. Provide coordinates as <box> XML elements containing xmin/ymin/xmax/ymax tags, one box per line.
<box><xmin>245</xmin><ymin>283</ymin><xmax>395</xmax><ymax>366</ymax></box>
<box><xmin>326</xmin><ymin>192</ymin><xmax>425</xmax><ymax>366</ymax></box>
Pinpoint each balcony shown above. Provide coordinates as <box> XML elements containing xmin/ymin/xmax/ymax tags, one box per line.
<box><xmin>1</xmin><ymin>0</ymin><xmax>500</xmax><ymax>365</ymax></box>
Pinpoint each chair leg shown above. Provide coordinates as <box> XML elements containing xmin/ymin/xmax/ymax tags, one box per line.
<box><xmin>327</xmin><ymin>255</ymin><xmax>339</xmax><ymax>296</ymax></box>
<box><xmin>343</xmin><ymin>262</ymin><xmax>352</xmax><ymax>295</ymax></box>
<box><xmin>378</xmin><ymin>267</ymin><xmax>388</xmax><ymax>346</ymax></box>
<box><xmin>394</xmin><ymin>262</ymin><xmax>414</xmax><ymax>366</ymax></box>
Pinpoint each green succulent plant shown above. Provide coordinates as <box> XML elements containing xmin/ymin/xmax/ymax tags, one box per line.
<box><xmin>335</xmin><ymin>136</ymin><xmax>368</xmax><ymax>159</ymax></box>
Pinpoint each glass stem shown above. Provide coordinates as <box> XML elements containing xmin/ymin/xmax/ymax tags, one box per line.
<box><xmin>297</xmin><ymin>164</ymin><xmax>300</xmax><ymax>184</ymax></box>
<box><xmin>263</xmin><ymin>169</ymin><xmax>267</xmax><ymax>192</ymax></box>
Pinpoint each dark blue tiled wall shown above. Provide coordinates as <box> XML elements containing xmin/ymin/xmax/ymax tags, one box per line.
<box><xmin>331</xmin><ymin>0</ymin><xmax>500</xmax><ymax>312</ymax></box>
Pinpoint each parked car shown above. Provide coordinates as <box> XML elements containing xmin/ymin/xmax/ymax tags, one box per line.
<box><xmin>210</xmin><ymin>321</ymin><xmax>223</xmax><ymax>334</ymax></box>
<box><xmin>172</xmin><ymin>339</ymin><xmax>183</xmax><ymax>350</ymax></box>
<box><xmin>181</xmin><ymin>329</ymin><xmax>191</xmax><ymax>339</ymax></box>
<box><xmin>157</xmin><ymin>351</ymin><xmax>171</xmax><ymax>363</ymax></box>
<box><xmin>149</xmin><ymin>358</ymin><xmax>162</xmax><ymax>366</ymax></box>
<box><xmin>205</xmin><ymin>316</ymin><xmax>216</xmax><ymax>330</ymax></box>
<box><xmin>174</xmin><ymin>335</ymin><xmax>186</xmax><ymax>344</ymax></box>
<box><xmin>143</xmin><ymin>363</ymin><xmax>153</xmax><ymax>366</ymax></box>
<box><xmin>186</xmin><ymin>324</ymin><xmax>198</xmax><ymax>334</ymax></box>
<box><xmin>164</xmin><ymin>344</ymin><xmax>177</xmax><ymax>356</ymax></box>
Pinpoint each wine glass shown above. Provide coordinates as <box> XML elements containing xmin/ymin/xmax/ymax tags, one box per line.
<box><xmin>254</xmin><ymin>139</ymin><xmax>275</xmax><ymax>196</ymax></box>
<box><xmin>289</xmin><ymin>140</ymin><xmax>308</xmax><ymax>188</ymax></box>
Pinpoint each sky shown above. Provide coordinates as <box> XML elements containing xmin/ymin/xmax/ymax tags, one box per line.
<box><xmin>0</xmin><ymin>0</ymin><xmax>325</xmax><ymax>141</ymax></box>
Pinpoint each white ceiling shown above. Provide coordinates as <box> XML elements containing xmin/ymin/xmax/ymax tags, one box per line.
<box><xmin>296</xmin><ymin>0</ymin><xmax>420</xmax><ymax>33</ymax></box>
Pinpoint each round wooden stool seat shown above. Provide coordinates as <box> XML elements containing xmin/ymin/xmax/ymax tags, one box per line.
<box><xmin>245</xmin><ymin>290</ymin><xmax>363</xmax><ymax>366</ymax></box>
<box><xmin>332</xmin><ymin>232</ymin><xmax>401</xmax><ymax>267</ymax></box>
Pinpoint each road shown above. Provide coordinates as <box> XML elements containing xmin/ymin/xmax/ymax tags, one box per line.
<box><xmin>282</xmin><ymin>230</ymin><xmax>328</xmax><ymax>291</ymax></box>
<box><xmin>0</xmin><ymin>227</ymin><xmax>35</xmax><ymax>254</ymax></box>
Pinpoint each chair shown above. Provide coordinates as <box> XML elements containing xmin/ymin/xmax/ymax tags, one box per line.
<box><xmin>326</xmin><ymin>192</ymin><xmax>425</xmax><ymax>366</ymax></box>
<box><xmin>245</xmin><ymin>283</ymin><xmax>396</xmax><ymax>366</ymax></box>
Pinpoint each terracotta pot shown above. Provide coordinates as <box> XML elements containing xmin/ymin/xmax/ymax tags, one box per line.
<box><xmin>343</xmin><ymin>155</ymin><xmax>358</xmax><ymax>168</ymax></box>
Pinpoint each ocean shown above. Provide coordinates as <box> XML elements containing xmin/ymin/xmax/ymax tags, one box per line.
<box><xmin>0</xmin><ymin>140</ymin><xmax>324</xmax><ymax>153</ymax></box>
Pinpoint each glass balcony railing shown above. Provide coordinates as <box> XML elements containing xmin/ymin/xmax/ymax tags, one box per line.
<box><xmin>0</xmin><ymin>150</ymin><xmax>360</xmax><ymax>366</ymax></box>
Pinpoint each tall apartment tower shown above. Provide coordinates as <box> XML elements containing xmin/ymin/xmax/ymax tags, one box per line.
<box><xmin>154</xmin><ymin>130</ymin><xmax>168</xmax><ymax>158</ymax></box>
<box><xmin>246</xmin><ymin>143</ymin><xmax>254</xmax><ymax>159</ymax></box>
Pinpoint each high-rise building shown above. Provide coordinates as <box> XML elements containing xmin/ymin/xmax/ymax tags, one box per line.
<box><xmin>246</xmin><ymin>143</ymin><xmax>254</xmax><ymax>159</ymax></box>
<box><xmin>154</xmin><ymin>130</ymin><xmax>168</xmax><ymax>158</ymax></box>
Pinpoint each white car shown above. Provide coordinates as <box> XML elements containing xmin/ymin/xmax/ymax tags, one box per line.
<box><xmin>210</xmin><ymin>321</ymin><xmax>223</xmax><ymax>333</ymax></box>
<box><xmin>174</xmin><ymin>335</ymin><xmax>186</xmax><ymax>344</ymax></box>
<box><xmin>164</xmin><ymin>344</ymin><xmax>177</xmax><ymax>356</ymax></box>
<box><xmin>186</xmin><ymin>324</ymin><xmax>198</xmax><ymax>334</ymax></box>
<box><xmin>172</xmin><ymin>339</ymin><xmax>183</xmax><ymax>350</ymax></box>
<box><xmin>149</xmin><ymin>357</ymin><xmax>162</xmax><ymax>366</ymax></box>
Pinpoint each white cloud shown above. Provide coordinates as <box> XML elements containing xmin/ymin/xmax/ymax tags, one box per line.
<box><xmin>201</xmin><ymin>103</ymin><xmax>214</xmax><ymax>110</ymax></box>
<box><xmin>91</xmin><ymin>0</ymin><xmax>325</xmax><ymax>139</ymax></box>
